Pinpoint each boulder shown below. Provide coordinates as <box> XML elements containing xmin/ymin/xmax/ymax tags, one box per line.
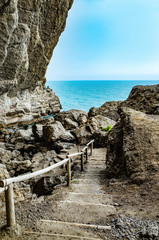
<box><xmin>106</xmin><ymin>107</ymin><xmax>159</xmax><ymax>184</ymax></box>
<box><xmin>54</xmin><ymin>109</ymin><xmax>88</xmax><ymax>130</ymax></box>
<box><xmin>92</xmin><ymin>130</ymin><xmax>108</xmax><ymax>148</ymax></box>
<box><xmin>0</xmin><ymin>148</ymin><xmax>12</xmax><ymax>164</ymax></box>
<box><xmin>73</xmin><ymin>126</ymin><xmax>92</xmax><ymax>144</ymax></box>
<box><xmin>32</xmin><ymin>123</ymin><xmax>43</xmax><ymax>140</ymax></box>
<box><xmin>121</xmin><ymin>84</ymin><xmax>159</xmax><ymax>114</ymax></box>
<box><xmin>43</xmin><ymin>121</ymin><xmax>75</xmax><ymax>143</ymax></box>
<box><xmin>33</xmin><ymin>175</ymin><xmax>64</xmax><ymax>196</ymax></box>
<box><xmin>88</xmin><ymin>115</ymin><xmax>116</xmax><ymax>133</ymax></box>
<box><xmin>88</xmin><ymin>101</ymin><xmax>121</xmax><ymax>121</ymax></box>
<box><xmin>54</xmin><ymin>141</ymin><xmax>75</xmax><ymax>151</ymax></box>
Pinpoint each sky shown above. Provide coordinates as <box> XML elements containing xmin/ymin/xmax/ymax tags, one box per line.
<box><xmin>46</xmin><ymin>0</ymin><xmax>159</xmax><ymax>81</ymax></box>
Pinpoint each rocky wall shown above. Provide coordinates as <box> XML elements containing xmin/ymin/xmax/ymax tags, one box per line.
<box><xmin>0</xmin><ymin>0</ymin><xmax>73</xmax><ymax>126</ymax></box>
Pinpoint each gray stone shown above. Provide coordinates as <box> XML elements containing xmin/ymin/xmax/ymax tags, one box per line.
<box><xmin>33</xmin><ymin>175</ymin><xmax>63</xmax><ymax>196</ymax></box>
<box><xmin>106</xmin><ymin>107</ymin><xmax>159</xmax><ymax>184</ymax></box>
<box><xmin>0</xmin><ymin>0</ymin><xmax>73</xmax><ymax>126</ymax></box>
<box><xmin>43</xmin><ymin>121</ymin><xmax>75</xmax><ymax>143</ymax></box>
<box><xmin>54</xmin><ymin>109</ymin><xmax>88</xmax><ymax>129</ymax></box>
<box><xmin>88</xmin><ymin>101</ymin><xmax>121</xmax><ymax>121</ymax></box>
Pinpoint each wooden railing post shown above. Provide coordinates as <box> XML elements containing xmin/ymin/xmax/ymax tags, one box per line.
<box><xmin>91</xmin><ymin>141</ymin><xmax>93</xmax><ymax>155</ymax></box>
<box><xmin>5</xmin><ymin>183</ymin><xmax>16</xmax><ymax>227</ymax></box>
<box><xmin>67</xmin><ymin>159</ymin><xmax>71</xmax><ymax>187</ymax></box>
<box><xmin>81</xmin><ymin>151</ymin><xmax>84</xmax><ymax>171</ymax></box>
<box><xmin>86</xmin><ymin>148</ymin><xmax>88</xmax><ymax>163</ymax></box>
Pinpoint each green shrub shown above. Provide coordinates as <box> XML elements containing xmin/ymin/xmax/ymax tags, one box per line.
<box><xmin>101</xmin><ymin>125</ymin><xmax>112</xmax><ymax>132</ymax></box>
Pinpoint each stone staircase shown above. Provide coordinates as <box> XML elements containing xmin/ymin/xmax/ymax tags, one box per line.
<box><xmin>22</xmin><ymin>148</ymin><xmax>116</xmax><ymax>240</ymax></box>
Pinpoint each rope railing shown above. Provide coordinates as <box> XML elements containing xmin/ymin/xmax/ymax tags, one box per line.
<box><xmin>0</xmin><ymin>139</ymin><xmax>94</xmax><ymax>227</ymax></box>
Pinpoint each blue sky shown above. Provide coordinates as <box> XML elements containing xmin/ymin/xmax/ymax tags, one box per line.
<box><xmin>46</xmin><ymin>0</ymin><xmax>159</xmax><ymax>81</ymax></box>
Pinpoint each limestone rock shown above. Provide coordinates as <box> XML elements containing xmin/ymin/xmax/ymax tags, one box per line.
<box><xmin>88</xmin><ymin>115</ymin><xmax>116</xmax><ymax>133</ymax></box>
<box><xmin>54</xmin><ymin>109</ymin><xmax>88</xmax><ymax>130</ymax></box>
<box><xmin>0</xmin><ymin>0</ymin><xmax>73</xmax><ymax>126</ymax></box>
<box><xmin>106</xmin><ymin>107</ymin><xmax>159</xmax><ymax>184</ymax></box>
<box><xmin>121</xmin><ymin>84</ymin><xmax>159</xmax><ymax>114</ymax></box>
<box><xmin>33</xmin><ymin>175</ymin><xmax>63</xmax><ymax>196</ymax></box>
<box><xmin>88</xmin><ymin>101</ymin><xmax>121</xmax><ymax>121</ymax></box>
<box><xmin>73</xmin><ymin>126</ymin><xmax>92</xmax><ymax>145</ymax></box>
<box><xmin>32</xmin><ymin>123</ymin><xmax>43</xmax><ymax>140</ymax></box>
<box><xmin>43</xmin><ymin>121</ymin><xmax>75</xmax><ymax>143</ymax></box>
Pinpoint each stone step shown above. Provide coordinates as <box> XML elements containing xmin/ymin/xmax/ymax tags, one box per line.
<box><xmin>71</xmin><ymin>183</ymin><xmax>102</xmax><ymax>194</ymax></box>
<box><xmin>51</xmin><ymin>201</ymin><xmax>116</xmax><ymax>224</ymax></box>
<box><xmin>24</xmin><ymin>231</ymin><xmax>102</xmax><ymax>240</ymax></box>
<box><xmin>65</xmin><ymin>192</ymin><xmax>112</xmax><ymax>205</ymax></box>
<box><xmin>36</xmin><ymin>219</ymin><xmax>111</xmax><ymax>238</ymax></box>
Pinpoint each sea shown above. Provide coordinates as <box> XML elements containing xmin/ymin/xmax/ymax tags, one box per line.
<box><xmin>47</xmin><ymin>80</ymin><xmax>159</xmax><ymax>113</ymax></box>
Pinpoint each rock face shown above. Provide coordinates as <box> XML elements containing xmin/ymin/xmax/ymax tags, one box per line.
<box><xmin>121</xmin><ymin>84</ymin><xmax>159</xmax><ymax>114</ymax></box>
<box><xmin>88</xmin><ymin>101</ymin><xmax>121</xmax><ymax>121</ymax></box>
<box><xmin>54</xmin><ymin>109</ymin><xmax>88</xmax><ymax>130</ymax></box>
<box><xmin>88</xmin><ymin>84</ymin><xmax>159</xmax><ymax>123</ymax></box>
<box><xmin>106</xmin><ymin>107</ymin><xmax>159</xmax><ymax>184</ymax></box>
<box><xmin>0</xmin><ymin>0</ymin><xmax>73</xmax><ymax>126</ymax></box>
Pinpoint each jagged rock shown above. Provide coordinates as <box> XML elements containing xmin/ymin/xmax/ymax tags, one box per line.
<box><xmin>54</xmin><ymin>141</ymin><xmax>75</xmax><ymax>151</ymax></box>
<box><xmin>73</xmin><ymin>115</ymin><xmax>116</xmax><ymax>146</ymax></box>
<box><xmin>11</xmin><ymin>150</ymin><xmax>23</xmax><ymax>161</ymax></box>
<box><xmin>31</xmin><ymin>152</ymin><xmax>45</xmax><ymax>170</ymax></box>
<box><xmin>33</xmin><ymin>175</ymin><xmax>63</xmax><ymax>197</ymax></box>
<box><xmin>73</xmin><ymin>126</ymin><xmax>92</xmax><ymax>144</ymax></box>
<box><xmin>121</xmin><ymin>84</ymin><xmax>159</xmax><ymax>114</ymax></box>
<box><xmin>0</xmin><ymin>148</ymin><xmax>12</xmax><ymax>163</ymax></box>
<box><xmin>32</xmin><ymin>123</ymin><xmax>43</xmax><ymax>140</ymax></box>
<box><xmin>88</xmin><ymin>115</ymin><xmax>116</xmax><ymax>133</ymax></box>
<box><xmin>54</xmin><ymin>109</ymin><xmax>88</xmax><ymax>130</ymax></box>
<box><xmin>45</xmin><ymin>150</ymin><xmax>57</xmax><ymax>162</ymax></box>
<box><xmin>106</xmin><ymin>107</ymin><xmax>159</xmax><ymax>184</ymax></box>
<box><xmin>88</xmin><ymin>101</ymin><xmax>121</xmax><ymax>121</ymax></box>
<box><xmin>0</xmin><ymin>0</ymin><xmax>73</xmax><ymax>126</ymax></box>
<box><xmin>43</xmin><ymin>121</ymin><xmax>75</xmax><ymax>143</ymax></box>
<box><xmin>88</xmin><ymin>85</ymin><xmax>159</xmax><ymax>123</ymax></box>
<box><xmin>6</xmin><ymin>159</ymin><xmax>32</xmax><ymax>177</ymax></box>
<box><xmin>92</xmin><ymin>130</ymin><xmax>108</xmax><ymax>148</ymax></box>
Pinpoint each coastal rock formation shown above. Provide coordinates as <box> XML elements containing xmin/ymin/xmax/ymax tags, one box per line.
<box><xmin>121</xmin><ymin>84</ymin><xmax>159</xmax><ymax>114</ymax></box>
<box><xmin>73</xmin><ymin>115</ymin><xmax>116</xmax><ymax>146</ymax></box>
<box><xmin>88</xmin><ymin>101</ymin><xmax>121</xmax><ymax>121</ymax></box>
<box><xmin>89</xmin><ymin>84</ymin><xmax>159</xmax><ymax>123</ymax></box>
<box><xmin>106</xmin><ymin>107</ymin><xmax>159</xmax><ymax>184</ymax></box>
<box><xmin>54</xmin><ymin>109</ymin><xmax>88</xmax><ymax>130</ymax></box>
<box><xmin>0</xmin><ymin>0</ymin><xmax>73</xmax><ymax>126</ymax></box>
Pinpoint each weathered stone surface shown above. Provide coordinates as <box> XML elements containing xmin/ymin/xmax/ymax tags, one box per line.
<box><xmin>73</xmin><ymin>115</ymin><xmax>116</xmax><ymax>146</ymax></box>
<box><xmin>0</xmin><ymin>0</ymin><xmax>73</xmax><ymax>126</ymax></box>
<box><xmin>88</xmin><ymin>115</ymin><xmax>116</xmax><ymax>133</ymax></box>
<box><xmin>106</xmin><ymin>107</ymin><xmax>159</xmax><ymax>184</ymax></box>
<box><xmin>88</xmin><ymin>85</ymin><xmax>159</xmax><ymax>123</ymax></box>
<box><xmin>121</xmin><ymin>84</ymin><xmax>159</xmax><ymax>114</ymax></box>
<box><xmin>88</xmin><ymin>101</ymin><xmax>121</xmax><ymax>121</ymax></box>
<box><xmin>54</xmin><ymin>109</ymin><xmax>88</xmax><ymax>130</ymax></box>
<box><xmin>43</xmin><ymin>121</ymin><xmax>75</xmax><ymax>143</ymax></box>
<box><xmin>73</xmin><ymin>126</ymin><xmax>92</xmax><ymax>144</ymax></box>
<box><xmin>33</xmin><ymin>175</ymin><xmax>63</xmax><ymax>196</ymax></box>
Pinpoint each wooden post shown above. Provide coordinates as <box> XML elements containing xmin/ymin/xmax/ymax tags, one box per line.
<box><xmin>91</xmin><ymin>141</ymin><xmax>93</xmax><ymax>155</ymax></box>
<box><xmin>5</xmin><ymin>183</ymin><xmax>16</xmax><ymax>227</ymax></box>
<box><xmin>86</xmin><ymin>148</ymin><xmax>88</xmax><ymax>163</ymax></box>
<box><xmin>81</xmin><ymin>152</ymin><xmax>84</xmax><ymax>171</ymax></box>
<box><xmin>67</xmin><ymin>159</ymin><xmax>71</xmax><ymax>187</ymax></box>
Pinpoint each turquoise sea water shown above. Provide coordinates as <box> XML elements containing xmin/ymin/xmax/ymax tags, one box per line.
<box><xmin>47</xmin><ymin>80</ymin><xmax>159</xmax><ymax>112</ymax></box>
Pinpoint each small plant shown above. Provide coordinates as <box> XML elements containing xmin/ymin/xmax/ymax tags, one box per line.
<box><xmin>101</xmin><ymin>125</ymin><xmax>112</xmax><ymax>133</ymax></box>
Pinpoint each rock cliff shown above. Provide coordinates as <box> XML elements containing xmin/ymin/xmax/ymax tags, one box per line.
<box><xmin>106</xmin><ymin>107</ymin><xmax>159</xmax><ymax>184</ymax></box>
<box><xmin>0</xmin><ymin>0</ymin><xmax>73</xmax><ymax>126</ymax></box>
